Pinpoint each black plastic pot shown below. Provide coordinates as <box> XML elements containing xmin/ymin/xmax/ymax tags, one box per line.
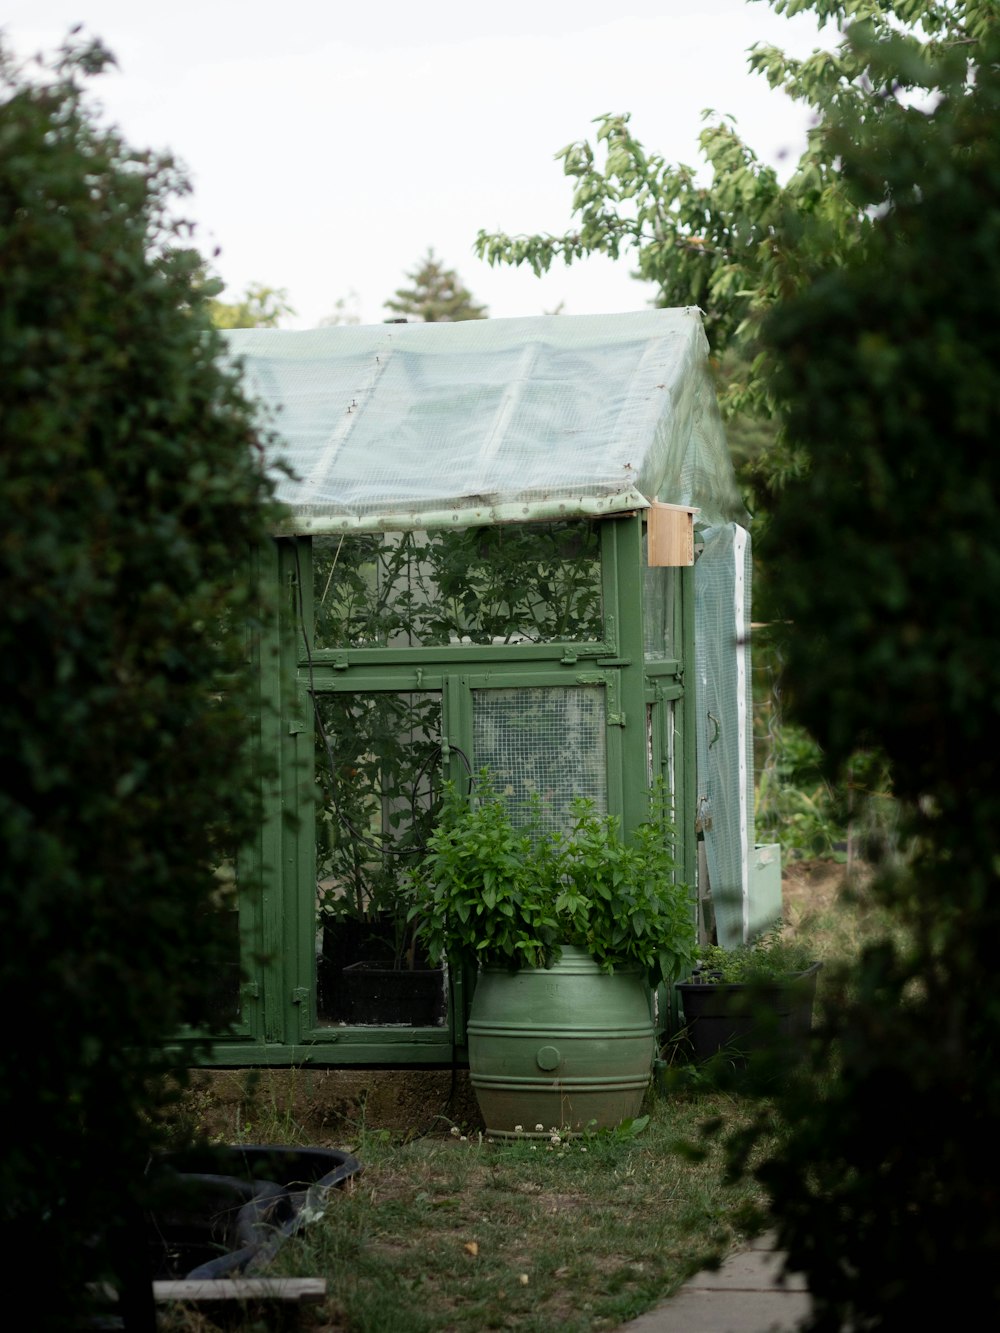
<box><xmin>341</xmin><ymin>960</ymin><xmax>446</xmax><ymax>1026</ymax></box>
<box><xmin>676</xmin><ymin>963</ymin><xmax>821</xmax><ymax>1065</ymax></box>
<box><xmin>317</xmin><ymin>915</ymin><xmax>395</xmax><ymax>1018</ymax></box>
<box><xmin>318</xmin><ymin>913</ymin><xmax>444</xmax><ymax>1024</ymax></box>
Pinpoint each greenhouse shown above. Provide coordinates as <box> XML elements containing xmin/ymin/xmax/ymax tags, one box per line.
<box><xmin>208</xmin><ymin>307</ymin><xmax>763</xmax><ymax>1066</ymax></box>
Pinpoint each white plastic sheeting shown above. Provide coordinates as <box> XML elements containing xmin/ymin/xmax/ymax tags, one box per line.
<box><xmin>225</xmin><ymin>309</ymin><xmax>748</xmax><ymax>535</ymax></box>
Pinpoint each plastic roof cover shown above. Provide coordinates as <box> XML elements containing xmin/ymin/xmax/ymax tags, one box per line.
<box><xmin>226</xmin><ymin>308</ymin><xmax>748</xmax><ymax>535</ymax></box>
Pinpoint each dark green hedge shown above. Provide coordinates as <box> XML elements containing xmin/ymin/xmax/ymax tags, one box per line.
<box><xmin>743</xmin><ymin>26</ymin><xmax>1000</xmax><ymax>1327</ymax></box>
<box><xmin>0</xmin><ymin>36</ymin><xmax>281</xmax><ymax>1323</ymax></box>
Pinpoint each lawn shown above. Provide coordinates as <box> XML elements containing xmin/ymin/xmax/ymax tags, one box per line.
<box><xmin>162</xmin><ymin>857</ymin><xmax>873</xmax><ymax>1332</ymax></box>
<box><xmin>157</xmin><ymin>1093</ymin><xmax>767</xmax><ymax>1333</ymax></box>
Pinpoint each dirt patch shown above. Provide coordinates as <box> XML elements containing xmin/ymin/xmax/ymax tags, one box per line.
<box><xmin>781</xmin><ymin>857</ymin><xmax>851</xmax><ymax>929</ymax></box>
<box><xmin>780</xmin><ymin>855</ymin><xmax>892</xmax><ymax>965</ymax></box>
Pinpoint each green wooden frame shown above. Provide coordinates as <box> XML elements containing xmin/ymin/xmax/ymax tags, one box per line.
<box><xmin>203</xmin><ymin>515</ymin><xmax>696</xmax><ymax>1066</ymax></box>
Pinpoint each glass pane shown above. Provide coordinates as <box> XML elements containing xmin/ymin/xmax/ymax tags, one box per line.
<box><xmin>642</xmin><ymin>531</ymin><xmax>677</xmax><ymax>661</ymax></box>
<box><xmin>313</xmin><ymin>532</ymin><xmax>420</xmax><ymax>649</ymax></box>
<box><xmin>472</xmin><ymin>685</ymin><xmax>607</xmax><ymax>832</ymax></box>
<box><xmin>313</xmin><ymin>691</ymin><xmax>445</xmax><ymax>1026</ymax></box>
<box><xmin>313</xmin><ymin>522</ymin><xmax>603</xmax><ymax>650</ymax></box>
<box><xmin>647</xmin><ymin>700</ymin><xmax>677</xmax><ymax>804</ymax></box>
<box><xmin>191</xmin><ymin>855</ymin><xmax>243</xmax><ymax>1032</ymax></box>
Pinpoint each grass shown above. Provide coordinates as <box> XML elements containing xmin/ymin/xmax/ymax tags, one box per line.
<box><xmin>262</xmin><ymin>1094</ymin><xmax>768</xmax><ymax>1333</ymax></box>
<box><xmin>158</xmin><ymin>1086</ymin><xmax>772</xmax><ymax>1332</ymax></box>
<box><xmin>161</xmin><ymin>856</ymin><xmax>881</xmax><ymax>1332</ymax></box>
<box><xmin>780</xmin><ymin>856</ymin><xmax>897</xmax><ymax>966</ymax></box>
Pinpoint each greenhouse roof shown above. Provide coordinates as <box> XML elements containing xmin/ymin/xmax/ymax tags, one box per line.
<box><xmin>226</xmin><ymin>308</ymin><xmax>747</xmax><ymax>535</ymax></box>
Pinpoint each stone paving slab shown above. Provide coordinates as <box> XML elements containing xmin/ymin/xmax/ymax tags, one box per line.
<box><xmin>687</xmin><ymin>1248</ymin><xmax>806</xmax><ymax>1291</ymax></box>
<box><xmin>623</xmin><ymin>1234</ymin><xmax>811</xmax><ymax>1332</ymax></box>
<box><xmin>624</xmin><ymin>1286</ymin><xmax>811</xmax><ymax>1332</ymax></box>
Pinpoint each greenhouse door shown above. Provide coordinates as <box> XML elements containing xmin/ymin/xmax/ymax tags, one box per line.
<box><xmin>309</xmin><ymin>687</ymin><xmax>447</xmax><ymax>1032</ymax></box>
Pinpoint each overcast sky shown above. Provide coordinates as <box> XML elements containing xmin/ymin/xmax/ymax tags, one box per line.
<box><xmin>4</xmin><ymin>1</ymin><xmax>837</xmax><ymax>327</ymax></box>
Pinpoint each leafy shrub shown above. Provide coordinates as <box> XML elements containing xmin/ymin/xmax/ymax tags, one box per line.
<box><xmin>732</xmin><ymin>16</ymin><xmax>1000</xmax><ymax>1326</ymax></box>
<box><xmin>407</xmin><ymin>776</ymin><xmax>697</xmax><ymax>984</ymax></box>
<box><xmin>0</xmin><ymin>34</ymin><xmax>279</xmax><ymax>1324</ymax></box>
<box><xmin>755</xmin><ymin>723</ymin><xmax>846</xmax><ymax>860</ymax></box>
<box><xmin>691</xmin><ymin>923</ymin><xmax>814</xmax><ymax>984</ymax></box>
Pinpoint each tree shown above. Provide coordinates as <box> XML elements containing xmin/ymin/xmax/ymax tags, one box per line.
<box><xmin>476</xmin><ymin>1</ymin><xmax>991</xmax><ymax>435</ymax></box>
<box><xmin>208</xmin><ymin>279</ymin><xmax>295</xmax><ymax>328</ymax></box>
<box><xmin>475</xmin><ymin>0</ymin><xmax>997</xmax><ymax>722</ymax></box>
<box><xmin>0</xmin><ymin>34</ymin><xmax>280</xmax><ymax>1326</ymax></box>
<box><xmin>385</xmin><ymin>248</ymin><xmax>488</xmax><ymax>322</ymax></box>
<box><xmin>724</xmin><ymin>15</ymin><xmax>1000</xmax><ymax>1327</ymax></box>
<box><xmin>319</xmin><ymin>287</ymin><xmax>362</xmax><ymax>326</ymax></box>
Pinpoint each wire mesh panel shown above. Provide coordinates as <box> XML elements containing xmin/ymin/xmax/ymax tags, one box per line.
<box><xmin>694</xmin><ymin>523</ymin><xmax>753</xmax><ymax>948</ymax></box>
<box><xmin>226</xmin><ymin>310</ymin><xmax>749</xmax><ymax>533</ymax></box>
<box><xmin>312</xmin><ymin>522</ymin><xmax>603</xmax><ymax>650</ymax></box>
<box><xmin>472</xmin><ymin>685</ymin><xmax>607</xmax><ymax>831</ymax></box>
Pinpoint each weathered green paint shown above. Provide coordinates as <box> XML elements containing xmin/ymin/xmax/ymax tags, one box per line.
<box><xmin>608</xmin><ymin>517</ymin><xmax>648</xmax><ymax>835</ymax></box>
<box><xmin>467</xmin><ymin>946</ymin><xmax>655</xmax><ymax>1135</ymax></box>
<box><xmin>680</xmin><ymin>562</ymin><xmax>698</xmax><ymax>897</ymax></box>
<box><xmin>259</xmin><ymin>538</ymin><xmax>290</xmax><ymax>1046</ymax></box>
<box><xmin>195</xmin><ymin>1036</ymin><xmax>455</xmax><ymax>1066</ymax></box>
<box><xmin>206</xmin><ymin>518</ymin><xmax>701</xmax><ymax>1067</ymax></box>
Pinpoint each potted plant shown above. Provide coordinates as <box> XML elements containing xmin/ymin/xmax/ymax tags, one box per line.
<box><xmin>675</xmin><ymin>924</ymin><xmax>820</xmax><ymax>1067</ymax></box>
<box><xmin>406</xmin><ymin>775</ymin><xmax>697</xmax><ymax>1135</ymax></box>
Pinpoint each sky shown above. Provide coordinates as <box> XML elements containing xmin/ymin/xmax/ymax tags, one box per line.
<box><xmin>3</xmin><ymin>1</ymin><xmax>837</xmax><ymax>328</ymax></box>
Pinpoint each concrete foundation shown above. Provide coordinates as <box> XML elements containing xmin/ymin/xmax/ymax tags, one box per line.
<box><xmin>177</xmin><ymin>1066</ymin><xmax>482</xmax><ymax>1145</ymax></box>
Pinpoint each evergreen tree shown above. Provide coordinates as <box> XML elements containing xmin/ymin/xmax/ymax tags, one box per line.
<box><xmin>385</xmin><ymin>248</ymin><xmax>488</xmax><ymax>322</ymax></box>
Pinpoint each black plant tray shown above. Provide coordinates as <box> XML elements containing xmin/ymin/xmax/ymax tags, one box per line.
<box><xmin>341</xmin><ymin>961</ymin><xmax>446</xmax><ymax>1026</ymax></box>
<box><xmin>676</xmin><ymin>963</ymin><xmax>820</xmax><ymax>1064</ymax></box>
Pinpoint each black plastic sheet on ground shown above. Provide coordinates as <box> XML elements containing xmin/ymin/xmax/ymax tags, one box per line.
<box><xmin>146</xmin><ymin>1143</ymin><xmax>362</xmax><ymax>1280</ymax></box>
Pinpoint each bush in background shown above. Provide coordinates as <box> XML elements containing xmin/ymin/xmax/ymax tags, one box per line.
<box><xmin>735</xmin><ymin>18</ymin><xmax>1000</xmax><ymax>1325</ymax></box>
